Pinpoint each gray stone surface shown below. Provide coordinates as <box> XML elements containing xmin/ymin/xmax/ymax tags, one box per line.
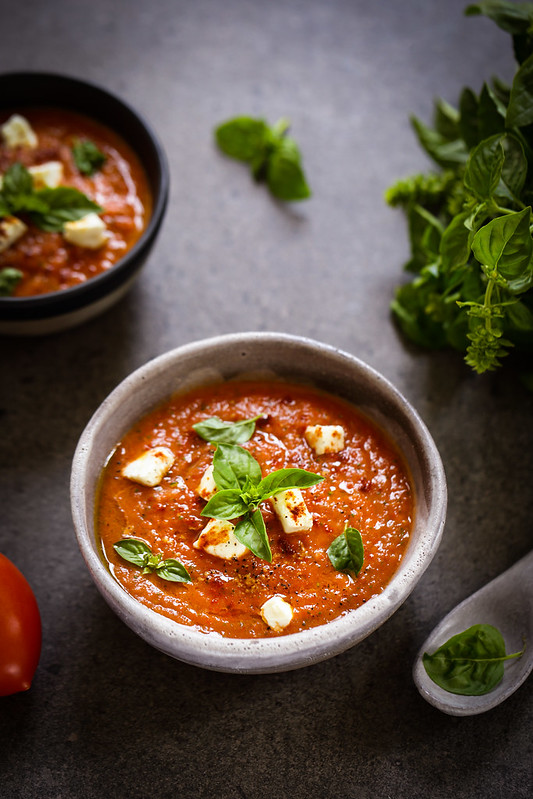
<box><xmin>0</xmin><ymin>0</ymin><xmax>531</xmax><ymax>797</ymax></box>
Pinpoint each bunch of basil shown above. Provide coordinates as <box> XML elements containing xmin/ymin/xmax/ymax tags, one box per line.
<box><xmin>386</xmin><ymin>1</ymin><xmax>533</xmax><ymax>386</ymax></box>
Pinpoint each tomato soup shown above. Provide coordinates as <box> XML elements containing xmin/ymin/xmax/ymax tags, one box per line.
<box><xmin>97</xmin><ymin>381</ymin><xmax>414</xmax><ymax>638</ymax></box>
<box><xmin>0</xmin><ymin>108</ymin><xmax>152</xmax><ymax>296</ymax></box>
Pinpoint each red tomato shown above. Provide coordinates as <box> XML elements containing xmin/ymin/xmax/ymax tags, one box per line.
<box><xmin>0</xmin><ymin>553</ymin><xmax>42</xmax><ymax>697</ymax></box>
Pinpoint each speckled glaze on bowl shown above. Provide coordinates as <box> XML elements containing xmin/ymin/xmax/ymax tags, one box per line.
<box><xmin>0</xmin><ymin>71</ymin><xmax>169</xmax><ymax>335</ymax></box>
<box><xmin>71</xmin><ymin>332</ymin><xmax>447</xmax><ymax>674</ymax></box>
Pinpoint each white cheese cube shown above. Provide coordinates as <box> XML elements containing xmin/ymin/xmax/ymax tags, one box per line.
<box><xmin>63</xmin><ymin>212</ymin><xmax>109</xmax><ymax>249</ymax></box>
<box><xmin>28</xmin><ymin>161</ymin><xmax>64</xmax><ymax>189</ymax></box>
<box><xmin>122</xmin><ymin>447</ymin><xmax>174</xmax><ymax>487</ymax></box>
<box><xmin>260</xmin><ymin>596</ymin><xmax>293</xmax><ymax>632</ymax></box>
<box><xmin>305</xmin><ymin>424</ymin><xmax>345</xmax><ymax>455</ymax></box>
<box><xmin>193</xmin><ymin>519</ymin><xmax>248</xmax><ymax>559</ymax></box>
<box><xmin>196</xmin><ymin>464</ymin><xmax>217</xmax><ymax>500</ymax></box>
<box><xmin>271</xmin><ymin>488</ymin><xmax>313</xmax><ymax>534</ymax></box>
<box><xmin>1</xmin><ymin>114</ymin><xmax>38</xmax><ymax>148</ymax></box>
<box><xmin>0</xmin><ymin>216</ymin><xmax>27</xmax><ymax>253</ymax></box>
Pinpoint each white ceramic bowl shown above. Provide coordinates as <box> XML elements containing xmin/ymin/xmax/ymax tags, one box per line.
<box><xmin>71</xmin><ymin>332</ymin><xmax>447</xmax><ymax>673</ymax></box>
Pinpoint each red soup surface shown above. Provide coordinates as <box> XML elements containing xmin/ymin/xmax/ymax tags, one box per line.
<box><xmin>97</xmin><ymin>381</ymin><xmax>414</xmax><ymax>638</ymax></box>
<box><xmin>0</xmin><ymin>108</ymin><xmax>152</xmax><ymax>296</ymax></box>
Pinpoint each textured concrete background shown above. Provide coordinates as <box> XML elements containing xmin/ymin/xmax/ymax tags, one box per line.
<box><xmin>1</xmin><ymin>0</ymin><xmax>532</xmax><ymax>796</ymax></box>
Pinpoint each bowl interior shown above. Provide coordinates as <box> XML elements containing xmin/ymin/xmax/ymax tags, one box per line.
<box><xmin>71</xmin><ymin>333</ymin><xmax>447</xmax><ymax>673</ymax></box>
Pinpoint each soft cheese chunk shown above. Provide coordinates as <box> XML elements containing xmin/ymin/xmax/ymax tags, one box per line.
<box><xmin>0</xmin><ymin>216</ymin><xmax>27</xmax><ymax>253</ymax></box>
<box><xmin>28</xmin><ymin>160</ymin><xmax>64</xmax><ymax>189</ymax></box>
<box><xmin>260</xmin><ymin>596</ymin><xmax>293</xmax><ymax>632</ymax></box>
<box><xmin>271</xmin><ymin>488</ymin><xmax>313</xmax><ymax>534</ymax></box>
<box><xmin>1</xmin><ymin>114</ymin><xmax>38</xmax><ymax>148</ymax></box>
<box><xmin>196</xmin><ymin>464</ymin><xmax>217</xmax><ymax>500</ymax></box>
<box><xmin>121</xmin><ymin>446</ymin><xmax>174</xmax><ymax>487</ymax></box>
<box><xmin>193</xmin><ymin>519</ymin><xmax>248</xmax><ymax>560</ymax></box>
<box><xmin>304</xmin><ymin>424</ymin><xmax>345</xmax><ymax>455</ymax></box>
<box><xmin>63</xmin><ymin>213</ymin><xmax>109</xmax><ymax>249</ymax></box>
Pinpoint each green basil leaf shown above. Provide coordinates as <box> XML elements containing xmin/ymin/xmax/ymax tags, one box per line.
<box><xmin>465</xmin><ymin>2</ymin><xmax>533</xmax><ymax>35</ymax></box>
<box><xmin>433</xmin><ymin>97</ymin><xmax>460</xmax><ymax>141</ymax></box>
<box><xmin>193</xmin><ymin>415</ymin><xmax>262</xmax><ymax>444</ymax></box>
<box><xmin>234</xmin><ymin>509</ymin><xmax>272</xmax><ymax>562</ymax></box>
<box><xmin>327</xmin><ymin>527</ymin><xmax>364</xmax><ymax>576</ymax></box>
<box><xmin>478</xmin><ymin>83</ymin><xmax>506</xmax><ymax>140</ymax></box>
<box><xmin>215</xmin><ymin>117</ymin><xmax>270</xmax><ymax>162</ymax></box>
<box><xmin>501</xmin><ymin>134</ymin><xmax>527</xmax><ymax>200</ymax></box>
<box><xmin>257</xmin><ymin>467</ymin><xmax>323</xmax><ymax>500</ymax></box>
<box><xmin>472</xmin><ymin>207</ymin><xmax>532</xmax><ymax>278</ymax></box>
<box><xmin>464</xmin><ymin>134</ymin><xmax>504</xmax><ymax>200</ymax></box>
<box><xmin>439</xmin><ymin>211</ymin><xmax>474</xmax><ymax>272</ymax></box>
<box><xmin>155</xmin><ymin>559</ymin><xmax>191</xmax><ymax>583</ymax></box>
<box><xmin>72</xmin><ymin>138</ymin><xmax>107</xmax><ymax>176</ymax></box>
<box><xmin>1</xmin><ymin>162</ymin><xmax>33</xmax><ymax>198</ymax></box>
<box><xmin>459</xmin><ymin>87</ymin><xmax>480</xmax><ymax>149</ymax></box>
<box><xmin>507</xmin><ymin>52</ymin><xmax>533</xmax><ymax>128</ymax></box>
<box><xmin>201</xmin><ymin>488</ymin><xmax>249</xmax><ymax>520</ymax></box>
<box><xmin>422</xmin><ymin>623</ymin><xmax>524</xmax><ymax>695</ymax></box>
<box><xmin>113</xmin><ymin>538</ymin><xmax>153</xmax><ymax>568</ymax></box>
<box><xmin>30</xmin><ymin>187</ymin><xmax>102</xmax><ymax>232</ymax></box>
<box><xmin>266</xmin><ymin>136</ymin><xmax>311</xmax><ymax>201</ymax></box>
<box><xmin>410</xmin><ymin>115</ymin><xmax>469</xmax><ymax>169</ymax></box>
<box><xmin>0</xmin><ymin>267</ymin><xmax>23</xmax><ymax>296</ymax></box>
<box><xmin>212</xmin><ymin>443</ymin><xmax>262</xmax><ymax>491</ymax></box>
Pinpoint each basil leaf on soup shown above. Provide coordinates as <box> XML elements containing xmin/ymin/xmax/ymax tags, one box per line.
<box><xmin>327</xmin><ymin>527</ymin><xmax>364</xmax><ymax>576</ymax></box>
<box><xmin>72</xmin><ymin>138</ymin><xmax>107</xmax><ymax>176</ymax></box>
<box><xmin>113</xmin><ymin>538</ymin><xmax>155</xmax><ymax>568</ymax></box>
<box><xmin>201</xmin><ymin>488</ymin><xmax>249</xmax><ymax>520</ymax></box>
<box><xmin>193</xmin><ymin>415</ymin><xmax>262</xmax><ymax>445</ymax></box>
<box><xmin>155</xmin><ymin>559</ymin><xmax>191</xmax><ymax>583</ymax></box>
<box><xmin>212</xmin><ymin>442</ymin><xmax>262</xmax><ymax>491</ymax></box>
<box><xmin>0</xmin><ymin>267</ymin><xmax>23</xmax><ymax>296</ymax></box>
<box><xmin>234</xmin><ymin>509</ymin><xmax>272</xmax><ymax>562</ymax></box>
<box><xmin>258</xmin><ymin>467</ymin><xmax>323</xmax><ymax>500</ymax></box>
<box><xmin>30</xmin><ymin>186</ymin><xmax>102</xmax><ymax>232</ymax></box>
<box><xmin>423</xmin><ymin>624</ymin><xmax>525</xmax><ymax>696</ymax></box>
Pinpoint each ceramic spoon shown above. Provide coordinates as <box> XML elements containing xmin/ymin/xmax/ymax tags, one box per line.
<box><xmin>413</xmin><ymin>549</ymin><xmax>533</xmax><ymax>716</ymax></box>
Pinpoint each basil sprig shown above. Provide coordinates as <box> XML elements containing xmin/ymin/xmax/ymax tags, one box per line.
<box><xmin>201</xmin><ymin>443</ymin><xmax>323</xmax><ymax>562</ymax></box>
<box><xmin>423</xmin><ymin>623</ymin><xmax>525</xmax><ymax>696</ymax></box>
<box><xmin>385</xmin><ymin>3</ymin><xmax>533</xmax><ymax>381</ymax></box>
<box><xmin>193</xmin><ymin>414</ymin><xmax>263</xmax><ymax>445</ymax></box>
<box><xmin>327</xmin><ymin>527</ymin><xmax>364</xmax><ymax>576</ymax></box>
<box><xmin>0</xmin><ymin>267</ymin><xmax>23</xmax><ymax>296</ymax></box>
<box><xmin>72</xmin><ymin>138</ymin><xmax>107</xmax><ymax>176</ymax></box>
<box><xmin>215</xmin><ymin>116</ymin><xmax>311</xmax><ymax>201</ymax></box>
<box><xmin>113</xmin><ymin>538</ymin><xmax>191</xmax><ymax>583</ymax></box>
<box><xmin>0</xmin><ymin>162</ymin><xmax>102</xmax><ymax>231</ymax></box>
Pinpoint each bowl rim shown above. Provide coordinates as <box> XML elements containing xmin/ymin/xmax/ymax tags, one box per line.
<box><xmin>0</xmin><ymin>70</ymin><xmax>169</xmax><ymax>319</ymax></box>
<box><xmin>71</xmin><ymin>331</ymin><xmax>447</xmax><ymax>673</ymax></box>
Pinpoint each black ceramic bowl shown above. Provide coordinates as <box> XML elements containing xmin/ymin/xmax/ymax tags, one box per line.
<box><xmin>0</xmin><ymin>72</ymin><xmax>169</xmax><ymax>335</ymax></box>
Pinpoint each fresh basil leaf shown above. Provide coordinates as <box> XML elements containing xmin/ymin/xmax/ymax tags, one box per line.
<box><xmin>459</xmin><ymin>87</ymin><xmax>480</xmax><ymax>149</ymax></box>
<box><xmin>257</xmin><ymin>467</ymin><xmax>323</xmax><ymax>500</ymax></box>
<box><xmin>266</xmin><ymin>136</ymin><xmax>311</xmax><ymax>201</ymax></box>
<box><xmin>212</xmin><ymin>443</ymin><xmax>262</xmax><ymax>491</ymax></box>
<box><xmin>30</xmin><ymin>187</ymin><xmax>102</xmax><ymax>232</ymax></box>
<box><xmin>423</xmin><ymin>623</ymin><xmax>524</xmax><ymax>695</ymax></box>
<box><xmin>1</xmin><ymin>162</ymin><xmax>33</xmax><ymax>198</ymax></box>
<box><xmin>215</xmin><ymin>117</ymin><xmax>270</xmax><ymax>162</ymax></box>
<box><xmin>201</xmin><ymin>488</ymin><xmax>249</xmax><ymax>520</ymax></box>
<box><xmin>433</xmin><ymin>97</ymin><xmax>460</xmax><ymax>141</ymax></box>
<box><xmin>472</xmin><ymin>207</ymin><xmax>532</xmax><ymax>278</ymax></box>
<box><xmin>0</xmin><ymin>267</ymin><xmax>23</xmax><ymax>296</ymax></box>
<box><xmin>439</xmin><ymin>211</ymin><xmax>473</xmax><ymax>272</ymax></box>
<box><xmin>507</xmin><ymin>52</ymin><xmax>533</xmax><ymax>128</ymax></box>
<box><xmin>465</xmin><ymin>1</ymin><xmax>533</xmax><ymax>34</ymax></box>
<box><xmin>478</xmin><ymin>83</ymin><xmax>506</xmax><ymax>140</ymax></box>
<box><xmin>464</xmin><ymin>134</ymin><xmax>504</xmax><ymax>200</ymax></box>
<box><xmin>155</xmin><ymin>559</ymin><xmax>191</xmax><ymax>583</ymax></box>
<box><xmin>193</xmin><ymin>415</ymin><xmax>262</xmax><ymax>445</ymax></box>
<box><xmin>501</xmin><ymin>133</ymin><xmax>527</xmax><ymax>200</ymax></box>
<box><xmin>72</xmin><ymin>138</ymin><xmax>106</xmax><ymax>176</ymax></box>
<box><xmin>410</xmin><ymin>115</ymin><xmax>469</xmax><ymax>169</ymax></box>
<box><xmin>234</xmin><ymin>509</ymin><xmax>272</xmax><ymax>562</ymax></box>
<box><xmin>113</xmin><ymin>538</ymin><xmax>154</xmax><ymax>568</ymax></box>
<box><xmin>327</xmin><ymin>527</ymin><xmax>364</xmax><ymax>576</ymax></box>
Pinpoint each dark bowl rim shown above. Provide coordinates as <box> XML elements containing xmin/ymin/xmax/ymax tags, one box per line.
<box><xmin>0</xmin><ymin>71</ymin><xmax>169</xmax><ymax>318</ymax></box>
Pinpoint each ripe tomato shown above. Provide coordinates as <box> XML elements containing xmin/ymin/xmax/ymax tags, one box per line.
<box><xmin>0</xmin><ymin>553</ymin><xmax>42</xmax><ymax>697</ymax></box>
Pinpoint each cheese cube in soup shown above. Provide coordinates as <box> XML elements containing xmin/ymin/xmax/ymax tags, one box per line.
<box><xmin>305</xmin><ymin>424</ymin><xmax>345</xmax><ymax>455</ymax></box>
<box><xmin>121</xmin><ymin>447</ymin><xmax>174</xmax><ymax>487</ymax></box>
<box><xmin>1</xmin><ymin>114</ymin><xmax>38</xmax><ymax>148</ymax></box>
<box><xmin>193</xmin><ymin>519</ymin><xmax>248</xmax><ymax>560</ymax></box>
<box><xmin>28</xmin><ymin>161</ymin><xmax>64</xmax><ymax>188</ymax></box>
<box><xmin>271</xmin><ymin>488</ymin><xmax>313</xmax><ymax>534</ymax></box>
<box><xmin>63</xmin><ymin>213</ymin><xmax>108</xmax><ymax>249</ymax></box>
<box><xmin>0</xmin><ymin>216</ymin><xmax>27</xmax><ymax>253</ymax></box>
<box><xmin>260</xmin><ymin>596</ymin><xmax>293</xmax><ymax>631</ymax></box>
<box><xmin>197</xmin><ymin>464</ymin><xmax>217</xmax><ymax>500</ymax></box>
